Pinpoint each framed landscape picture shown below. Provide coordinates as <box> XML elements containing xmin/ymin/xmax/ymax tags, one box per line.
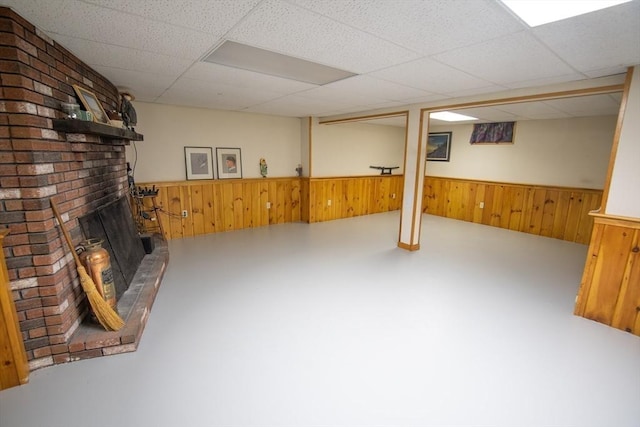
<box><xmin>427</xmin><ymin>132</ymin><xmax>452</xmax><ymax>161</ymax></box>
<box><xmin>184</xmin><ymin>146</ymin><xmax>214</xmax><ymax>180</ymax></box>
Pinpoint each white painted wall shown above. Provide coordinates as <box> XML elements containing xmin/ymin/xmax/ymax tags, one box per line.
<box><xmin>127</xmin><ymin>102</ymin><xmax>617</xmax><ymax>192</ymax></box>
<box><xmin>426</xmin><ymin>116</ymin><xmax>616</xmax><ymax>189</ymax></box>
<box><xmin>607</xmin><ymin>67</ymin><xmax>640</xmax><ymax>218</ymax></box>
<box><xmin>125</xmin><ymin>102</ymin><xmax>301</xmax><ymax>183</ymax></box>
<box><xmin>312</xmin><ymin>122</ymin><xmax>405</xmax><ymax>177</ymax></box>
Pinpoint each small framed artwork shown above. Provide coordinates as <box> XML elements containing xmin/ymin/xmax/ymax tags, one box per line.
<box><xmin>470</xmin><ymin>122</ymin><xmax>515</xmax><ymax>144</ymax></box>
<box><xmin>184</xmin><ymin>147</ymin><xmax>214</xmax><ymax>180</ymax></box>
<box><xmin>72</xmin><ymin>85</ymin><xmax>110</xmax><ymax>124</ymax></box>
<box><xmin>426</xmin><ymin>132</ymin><xmax>452</xmax><ymax>161</ymax></box>
<box><xmin>216</xmin><ymin>148</ymin><xmax>242</xmax><ymax>179</ymax></box>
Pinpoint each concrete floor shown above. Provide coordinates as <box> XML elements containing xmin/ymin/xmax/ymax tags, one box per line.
<box><xmin>1</xmin><ymin>212</ymin><xmax>639</xmax><ymax>427</ymax></box>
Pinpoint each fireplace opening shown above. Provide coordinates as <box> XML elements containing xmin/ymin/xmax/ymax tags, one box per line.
<box><xmin>78</xmin><ymin>197</ymin><xmax>146</xmax><ymax>300</ymax></box>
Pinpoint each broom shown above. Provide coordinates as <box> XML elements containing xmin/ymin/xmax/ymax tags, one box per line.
<box><xmin>51</xmin><ymin>200</ymin><xmax>125</xmax><ymax>331</ymax></box>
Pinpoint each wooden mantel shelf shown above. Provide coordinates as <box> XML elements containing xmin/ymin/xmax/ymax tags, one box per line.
<box><xmin>52</xmin><ymin>119</ymin><xmax>144</xmax><ymax>141</ymax></box>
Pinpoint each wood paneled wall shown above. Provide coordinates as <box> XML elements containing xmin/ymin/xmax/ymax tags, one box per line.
<box><xmin>306</xmin><ymin>175</ymin><xmax>404</xmax><ymax>223</ymax></box>
<box><xmin>135</xmin><ymin>178</ymin><xmax>301</xmax><ymax>240</ymax></box>
<box><xmin>422</xmin><ymin>176</ymin><xmax>602</xmax><ymax>244</ymax></box>
<box><xmin>574</xmin><ymin>215</ymin><xmax>640</xmax><ymax>336</ymax></box>
<box><xmin>0</xmin><ymin>230</ymin><xmax>29</xmax><ymax>389</ymax></box>
<box><xmin>135</xmin><ymin>176</ymin><xmax>404</xmax><ymax>239</ymax></box>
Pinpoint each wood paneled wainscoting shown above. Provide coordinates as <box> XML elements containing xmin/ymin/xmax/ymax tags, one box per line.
<box><xmin>135</xmin><ymin>178</ymin><xmax>301</xmax><ymax>240</ymax></box>
<box><xmin>0</xmin><ymin>230</ymin><xmax>29</xmax><ymax>390</ymax></box>
<box><xmin>134</xmin><ymin>176</ymin><xmax>404</xmax><ymax>239</ymax></box>
<box><xmin>575</xmin><ymin>214</ymin><xmax>640</xmax><ymax>336</ymax></box>
<box><xmin>304</xmin><ymin>175</ymin><xmax>404</xmax><ymax>223</ymax></box>
<box><xmin>422</xmin><ymin>176</ymin><xmax>603</xmax><ymax>244</ymax></box>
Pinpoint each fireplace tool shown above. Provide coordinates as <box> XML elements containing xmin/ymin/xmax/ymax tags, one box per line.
<box><xmin>51</xmin><ymin>200</ymin><xmax>125</xmax><ymax>331</ymax></box>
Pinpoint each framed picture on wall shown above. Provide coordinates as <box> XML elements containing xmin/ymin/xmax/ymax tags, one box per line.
<box><xmin>427</xmin><ymin>132</ymin><xmax>452</xmax><ymax>161</ymax></box>
<box><xmin>185</xmin><ymin>146</ymin><xmax>214</xmax><ymax>180</ymax></box>
<box><xmin>72</xmin><ymin>84</ymin><xmax>110</xmax><ymax>124</ymax></box>
<box><xmin>469</xmin><ymin>122</ymin><xmax>515</xmax><ymax>144</ymax></box>
<box><xmin>216</xmin><ymin>148</ymin><xmax>243</xmax><ymax>179</ymax></box>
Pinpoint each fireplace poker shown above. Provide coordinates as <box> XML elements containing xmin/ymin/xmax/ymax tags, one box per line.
<box><xmin>50</xmin><ymin>200</ymin><xmax>125</xmax><ymax>331</ymax></box>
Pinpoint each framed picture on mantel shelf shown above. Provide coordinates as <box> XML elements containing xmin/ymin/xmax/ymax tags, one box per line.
<box><xmin>72</xmin><ymin>85</ymin><xmax>110</xmax><ymax>125</ymax></box>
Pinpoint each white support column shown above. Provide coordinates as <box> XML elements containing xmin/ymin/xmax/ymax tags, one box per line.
<box><xmin>398</xmin><ymin>107</ymin><xmax>427</xmax><ymax>251</ymax></box>
<box><xmin>605</xmin><ymin>66</ymin><xmax>640</xmax><ymax>218</ymax></box>
<box><xmin>300</xmin><ymin>117</ymin><xmax>312</xmax><ymax>178</ymax></box>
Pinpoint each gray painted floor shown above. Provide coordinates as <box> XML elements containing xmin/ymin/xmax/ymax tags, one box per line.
<box><xmin>1</xmin><ymin>213</ymin><xmax>639</xmax><ymax>427</ymax></box>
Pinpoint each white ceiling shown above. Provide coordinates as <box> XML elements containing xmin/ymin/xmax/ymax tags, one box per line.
<box><xmin>2</xmin><ymin>0</ymin><xmax>638</xmax><ymax>120</ymax></box>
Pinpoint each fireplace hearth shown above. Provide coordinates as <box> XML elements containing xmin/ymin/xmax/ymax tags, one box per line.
<box><xmin>64</xmin><ymin>236</ymin><xmax>168</xmax><ymax>362</ymax></box>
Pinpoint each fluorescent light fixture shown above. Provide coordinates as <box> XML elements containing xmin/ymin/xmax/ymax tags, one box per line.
<box><xmin>500</xmin><ymin>0</ymin><xmax>631</xmax><ymax>27</ymax></box>
<box><xmin>203</xmin><ymin>41</ymin><xmax>357</xmax><ymax>85</ymax></box>
<box><xmin>430</xmin><ymin>111</ymin><xmax>478</xmax><ymax>122</ymax></box>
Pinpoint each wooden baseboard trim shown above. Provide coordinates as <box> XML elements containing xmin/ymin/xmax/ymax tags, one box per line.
<box><xmin>397</xmin><ymin>242</ymin><xmax>420</xmax><ymax>251</ymax></box>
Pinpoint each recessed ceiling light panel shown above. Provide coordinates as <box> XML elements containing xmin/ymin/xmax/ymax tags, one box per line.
<box><xmin>430</xmin><ymin>111</ymin><xmax>478</xmax><ymax>122</ymax></box>
<box><xmin>203</xmin><ymin>41</ymin><xmax>357</xmax><ymax>85</ymax></box>
<box><xmin>500</xmin><ymin>0</ymin><xmax>631</xmax><ymax>27</ymax></box>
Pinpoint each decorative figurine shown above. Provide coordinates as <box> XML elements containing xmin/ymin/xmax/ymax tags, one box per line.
<box><xmin>120</xmin><ymin>91</ymin><xmax>137</xmax><ymax>130</ymax></box>
<box><xmin>259</xmin><ymin>158</ymin><xmax>268</xmax><ymax>178</ymax></box>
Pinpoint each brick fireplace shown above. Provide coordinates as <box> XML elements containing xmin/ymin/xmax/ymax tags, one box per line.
<box><xmin>0</xmin><ymin>7</ymin><xmax>167</xmax><ymax>372</ymax></box>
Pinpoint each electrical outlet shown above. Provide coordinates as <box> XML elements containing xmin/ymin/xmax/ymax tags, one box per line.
<box><xmin>391</xmin><ymin>193</ymin><xmax>396</xmax><ymax>199</ymax></box>
<box><xmin>181</xmin><ymin>210</ymin><xmax>188</xmax><ymax>218</ymax></box>
<box><xmin>266</xmin><ymin>202</ymin><xmax>271</xmax><ymax>209</ymax></box>
<box><xmin>479</xmin><ymin>202</ymin><xmax>484</xmax><ymax>209</ymax></box>
<box><xmin>327</xmin><ymin>199</ymin><xmax>332</xmax><ymax>206</ymax></box>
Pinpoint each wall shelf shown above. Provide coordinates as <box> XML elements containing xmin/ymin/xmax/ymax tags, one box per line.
<box><xmin>52</xmin><ymin>119</ymin><xmax>143</xmax><ymax>141</ymax></box>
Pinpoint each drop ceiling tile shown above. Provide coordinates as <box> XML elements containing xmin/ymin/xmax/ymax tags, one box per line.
<box><xmin>83</xmin><ymin>0</ymin><xmax>260</xmax><ymax>35</ymax></box>
<box><xmin>352</xmin><ymin>100</ymin><xmax>407</xmax><ymax>112</ymax></box>
<box><xmin>295</xmin><ymin>78</ymin><xmax>404</xmax><ymax>106</ymax></box>
<box><xmin>295</xmin><ymin>89</ymin><xmax>388</xmax><ymax>107</ymax></box>
<box><xmin>399</xmin><ymin>94</ymin><xmax>449</xmax><ymax>105</ymax></box>
<box><xmin>8</xmin><ymin>0</ymin><xmax>216</xmax><ymax>60</ymax></box>
<box><xmin>154</xmin><ymin>94</ymin><xmax>247</xmax><ymax>112</ymax></box>
<box><xmin>451</xmin><ymin>106</ymin><xmax>519</xmax><ymax>123</ymax></box>
<box><xmin>226</xmin><ymin>0</ymin><xmax>419</xmax><ymax>74</ymax></box>
<box><xmin>91</xmin><ymin>66</ymin><xmax>177</xmax><ymax>101</ymax></box>
<box><xmin>582</xmin><ymin>66</ymin><xmax>631</xmax><ymax>79</ymax></box>
<box><xmin>370</xmin><ymin>57</ymin><xmax>496</xmax><ymax>94</ymax></box>
<box><xmin>290</xmin><ymin>0</ymin><xmax>525</xmax><ymax>55</ymax></box>
<box><xmin>503</xmin><ymin>73</ymin><xmax>590</xmax><ymax>90</ymax></box>
<box><xmin>433</xmin><ymin>31</ymin><xmax>577</xmax><ymax>86</ymax></box>
<box><xmin>491</xmin><ymin>101</ymin><xmax>567</xmax><ymax>120</ymax></box>
<box><xmin>244</xmin><ymin>94</ymin><xmax>356</xmax><ymax>117</ymax></box>
<box><xmin>533</xmin><ymin>1</ymin><xmax>640</xmax><ymax>74</ymax></box>
<box><xmin>304</xmin><ymin>75</ymin><xmax>437</xmax><ymax>103</ymax></box>
<box><xmin>160</xmin><ymin>78</ymin><xmax>287</xmax><ymax>110</ymax></box>
<box><xmin>544</xmin><ymin>94</ymin><xmax>621</xmax><ymax>117</ymax></box>
<box><xmin>443</xmin><ymin>84</ymin><xmax>510</xmax><ymax>99</ymax></box>
<box><xmin>0</xmin><ymin>0</ymin><xmax>65</xmax><ymax>31</ymax></box>
<box><xmin>182</xmin><ymin>62</ymin><xmax>317</xmax><ymax>94</ymax></box>
<box><xmin>53</xmin><ymin>35</ymin><xmax>192</xmax><ymax>78</ymax></box>
<box><xmin>609</xmin><ymin>92</ymin><xmax>623</xmax><ymax>104</ymax></box>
